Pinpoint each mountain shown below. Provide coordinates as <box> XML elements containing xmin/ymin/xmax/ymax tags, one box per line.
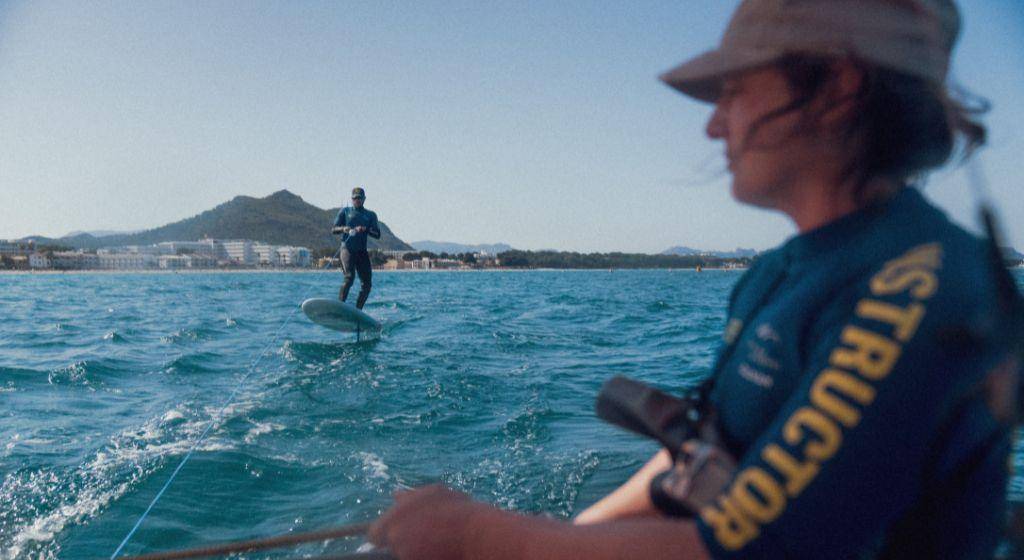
<box><xmin>411</xmin><ymin>241</ymin><xmax>514</xmax><ymax>255</ymax></box>
<box><xmin>26</xmin><ymin>190</ymin><xmax>413</xmax><ymax>252</ymax></box>
<box><xmin>660</xmin><ymin>246</ymin><xmax>704</xmax><ymax>256</ymax></box>
<box><xmin>64</xmin><ymin>229</ymin><xmax>140</xmax><ymax>238</ymax></box>
<box><xmin>662</xmin><ymin>246</ymin><xmax>758</xmax><ymax>259</ymax></box>
<box><xmin>1002</xmin><ymin>246</ymin><xmax>1024</xmax><ymax>261</ymax></box>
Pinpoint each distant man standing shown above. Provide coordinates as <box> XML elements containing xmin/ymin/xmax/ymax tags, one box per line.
<box><xmin>332</xmin><ymin>187</ymin><xmax>381</xmax><ymax>309</ymax></box>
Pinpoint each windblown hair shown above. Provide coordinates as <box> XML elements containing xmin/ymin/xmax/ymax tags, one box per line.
<box><xmin>746</xmin><ymin>53</ymin><xmax>988</xmax><ymax>201</ymax></box>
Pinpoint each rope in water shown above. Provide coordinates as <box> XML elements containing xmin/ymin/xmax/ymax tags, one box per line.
<box><xmin>111</xmin><ymin>248</ymin><xmax>345</xmax><ymax>559</ymax></box>
<box><xmin>118</xmin><ymin>522</ymin><xmax>392</xmax><ymax>560</ymax></box>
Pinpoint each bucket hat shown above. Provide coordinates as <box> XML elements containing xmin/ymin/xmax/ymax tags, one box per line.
<box><xmin>661</xmin><ymin>0</ymin><xmax>960</xmax><ymax>102</ymax></box>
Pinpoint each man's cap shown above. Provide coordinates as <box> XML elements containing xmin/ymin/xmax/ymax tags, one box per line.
<box><xmin>352</xmin><ymin>187</ymin><xmax>366</xmax><ymax>198</ymax></box>
<box><xmin>660</xmin><ymin>0</ymin><xmax>961</xmax><ymax>103</ymax></box>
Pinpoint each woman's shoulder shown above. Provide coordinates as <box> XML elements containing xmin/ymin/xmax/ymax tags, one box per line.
<box><xmin>727</xmin><ymin>247</ymin><xmax>786</xmax><ymax>301</ymax></box>
<box><xmin>889</xmin><ymin>190</ymin><xmax>993</xmax><ymax>304</ymax></box>
<box><xmin>839</xmin><ymin>194</ymin><xmax>997</xmax><ymax>345</ymax></box>
<box><xmin>801</xmin><ymin>190</ymin><xmax>995</xmax><ymax>340</ymax></box>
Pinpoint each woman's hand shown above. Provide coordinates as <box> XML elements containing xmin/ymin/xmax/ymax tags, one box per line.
<box><xmin>369</xmin><ymin>484</ymin><xmax>493</xmax><ymax>560</ymax></box>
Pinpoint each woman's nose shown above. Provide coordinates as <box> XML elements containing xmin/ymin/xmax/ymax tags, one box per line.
<box><xmin>706</xmin><ymin>104</ymin><xmax>727</xmax><ymax>140</ymax></box>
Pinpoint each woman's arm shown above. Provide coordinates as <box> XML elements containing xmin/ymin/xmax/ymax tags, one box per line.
<box><xmin>573</xmin><ymin>449</ymin><xmax>671</xmax><ymax>524</ymax></box>
<box><xmin>369</xmin><ymin>484</ymin><xmax>711</xmax><ymax>560</ymax></box>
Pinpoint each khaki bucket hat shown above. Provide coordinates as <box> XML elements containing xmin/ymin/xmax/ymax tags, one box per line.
<box><xmin>661</xmin><ymin>0</ymin><xmax>961</xmax><ymax>102</ymax></box>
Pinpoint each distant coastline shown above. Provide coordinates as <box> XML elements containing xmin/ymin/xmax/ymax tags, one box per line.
<box><xmin>0</xmin><ymin>266</ymin><xmax>750</xmax><ymax>276</ymax></box>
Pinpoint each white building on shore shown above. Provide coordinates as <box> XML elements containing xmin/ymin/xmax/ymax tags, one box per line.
<box><xmin>383</xmin><ymin>249</ymin><xmax>416</xmax><ymax>259</ymax></box>
<box><xmin>99</xmin><ymin>252</ymin><xmax>156</xmax><ymax>270</ymax></box>
<box><xmin>274</xmin><ymin>246</ymin><xmax>311</xmax><ymax>267</ymax></box>
<box><xmin>407</xmin><ymin>257</ymin><xmax>432</xmax><ymax>270</ymax></box>
<box><xmin>50</xmin><ymin>251</ymin><xmax>99</xmax><ymax>270</ymax></box>
<box><xmin>29</xmin><ymin>253</ymin><xmax>51</xmax><ymax>269</ymax></box>
<box><xmin>124</xmin><ymin>245</ymin><xmax>162</xmax><ymax>256</ymax></box>
<box><xmin>254</xmin><ymin>243</ymin><xmax>276</xmax><ymax>266</ymax></box>
<box><xmin>157</xmin><ymin>255</ymin><xmax>189</xmax><ymax>269</ymax></box>
<box><xmin>24</xmin><ymin>239</ymin><xmax>310</xmax><ymax>270</ymax></box>
<box><xmin>222</xmin><ymin>240</ymin><xmax>257</xmax><ymax>265</ymax></box>
<box><xmin>251</xmin><ymin>243</ymin><xmax>311</xmax><ymax>267</ymax></box>
<box><xmin>157</xmin><ymin>254</ymin><xmax>219</xmax><ymax>269</ymax></box>
<box><xmin>156</xmin><ymin>240</ymin><xmax>226</xmax><ymax>259</ymax></box>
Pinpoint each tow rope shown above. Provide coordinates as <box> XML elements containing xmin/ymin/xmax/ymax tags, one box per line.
<box><xmin>118</xmin><ymin>521</ymin><xmax>391</xmax><ymax>560</ymax></box>
<box><xmin>111</xmin><ymin>247</ymin><xmax>349</xmax><ymax>559</ymax></box>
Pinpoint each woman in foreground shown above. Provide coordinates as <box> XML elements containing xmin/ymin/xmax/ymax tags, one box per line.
<box><xmin>370</xmin><ymin>1</ymin><xmax>1011</xmax><ymax>558</ymax></box>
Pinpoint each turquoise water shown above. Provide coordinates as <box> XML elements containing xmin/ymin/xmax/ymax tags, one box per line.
<box><xmin>1</xmin><ymin>269</ymin><xmax>1021</xmax><ymax>559</ymax></box>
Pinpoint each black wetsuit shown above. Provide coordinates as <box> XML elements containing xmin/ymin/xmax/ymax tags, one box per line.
<box><xmin>333</xmin><ymin>206</ymin><xmax>380</xmax><ymax>309</ymax></box>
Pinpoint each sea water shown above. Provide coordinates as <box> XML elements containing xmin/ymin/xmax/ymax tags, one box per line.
<box><xmin>1</xmin><ymin>270</ymin><xmax>1021</xmax><ymax>559</ymax></box>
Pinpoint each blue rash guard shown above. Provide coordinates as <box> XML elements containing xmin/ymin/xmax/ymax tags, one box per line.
<box><xmin>333</xmin><ymin>207</ymin><xmax>381</xmax><ymax>252</ymax></box>
<box><xmin>694</xmin><ymin>187</ymin><xmax>1010</xmax><ymax>559</ymax></box>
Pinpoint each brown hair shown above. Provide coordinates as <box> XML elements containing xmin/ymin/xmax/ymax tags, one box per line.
<box><xmin>744</xmin><ymin>54</ymin><xmax>988</xmax><ymax>201</ymax></box>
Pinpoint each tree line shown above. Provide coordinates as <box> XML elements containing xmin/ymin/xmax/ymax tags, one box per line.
<box><xmin>311</xmin><ymin>248</ymin><xmax>481</xmax><ymax>265</ymax></box>
<box><xmin>494</xmin><ymin>250</ymin><xmax>753</xmax><ymax>269</ymax></box>
<box><xmin>308</xmin><ymin>248</ymin><xmax>756</xmax><ymax>269</ymax></box>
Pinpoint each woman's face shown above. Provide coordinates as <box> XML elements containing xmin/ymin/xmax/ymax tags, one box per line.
<box><xmin>706</xmin><ymin>66</ymin><xmax>819</xmax><ymax>210</ymax></box>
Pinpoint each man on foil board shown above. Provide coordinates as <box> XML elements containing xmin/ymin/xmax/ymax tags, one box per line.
<box><xmin>333</xmin><ymin>186</ymin><xmax>380</xmax><ymax>310</ymax></box>
<box><xmin>301</xmin><ymin>187</ymin><xmax>382</xmax><ymax>337</ymax></box>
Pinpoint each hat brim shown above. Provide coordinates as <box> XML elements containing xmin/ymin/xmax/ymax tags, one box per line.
<box><xmin>659</xmin><ymin>47</ymin><xmax>782</xmax><ymax>103</ymax></box>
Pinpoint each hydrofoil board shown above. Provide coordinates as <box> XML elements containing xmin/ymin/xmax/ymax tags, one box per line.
<box><xmin>301</xmin><ymin>298</ymin><xmax>381</xmax><ymax>333</ymax></box>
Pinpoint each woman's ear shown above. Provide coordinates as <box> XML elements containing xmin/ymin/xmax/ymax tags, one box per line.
<box><xmin>817</xmin><ymin>60</ymin><xmax>866</xmax><ymax>128</ymax></box>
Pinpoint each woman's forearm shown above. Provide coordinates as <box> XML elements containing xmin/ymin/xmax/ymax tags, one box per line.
<box><xmin>468</xmin><ymin>507</ymin><xmax>710</xmax><ymax>560</ymax></box>
<box><xmin>573</xmin><ymin>449</ymin><xmax>672</xmax><ymax>524</ymax></box>
<box><xmin>370</xmin><ymin>480</ymin><xmax>708</xmax><ymax>560</ymax></box>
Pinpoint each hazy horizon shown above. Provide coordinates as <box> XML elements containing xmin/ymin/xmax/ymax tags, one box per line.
<box><xmin>2</xmin><ymin>1</ymin><xmax>1023</xmax><ymax>253</ymax></box>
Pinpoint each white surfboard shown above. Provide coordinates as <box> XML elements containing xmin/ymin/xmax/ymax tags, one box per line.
<box><xmin>301</xmin><ymin>298</ymin><xmax>382</xmax><ymax>333</ymax></box>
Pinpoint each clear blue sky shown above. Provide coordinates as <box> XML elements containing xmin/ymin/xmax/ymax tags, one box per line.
<box><xmin>1</xmin><ymin>1</ymin><xmax>1022</xmax><ymax>253</ymax></box>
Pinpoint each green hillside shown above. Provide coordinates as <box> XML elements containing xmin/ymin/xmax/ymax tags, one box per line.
<box><xmin>33</xmin><ymin>190</ymin><xmax>413</xmax><ymax>252</ymax></box>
